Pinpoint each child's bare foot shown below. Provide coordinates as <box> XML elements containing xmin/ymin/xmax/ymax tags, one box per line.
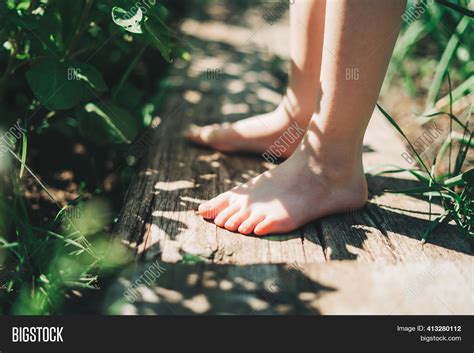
<box><xmin>184</xmin><ymin>103</ymin><xmax>307</xmax><ymax>159</ymax></box>
<box><xmin>198</xmin><ymin>143</ymin><xmax>368</xmax><ymax>236</ymax></box>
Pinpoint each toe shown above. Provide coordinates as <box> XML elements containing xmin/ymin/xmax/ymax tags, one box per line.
<box><xmin>183</xmin><ymin>124</ymin><xmax>203</xmax><ymax>143</ymax></box>
<box><xmin>198</xmin><ymin>194</ymin><xmax>229</xmax><ymax>219</ymax></box>
<box><xmin>184</xmin><ymin>124</ymin><xmax>220</xmax><ymax>145</ymax></box>
<box><xmin>253</xmin><ymin>218</ymin><xmax>276</xmax><ymax>236</ymax></box>
<box><xmin>214</xmin><ymin>206</ymin><xmax>240</xmax><ymax>227</ymax></box>
<box><xmin>224</xmin><ymin>211</ymin><xmax>249</xmax><ymax>232</ymax></box>
<box><xmin>238</xmin><ymin>214</ymin><xmax>265</xmax><ymax>235</ymax></box>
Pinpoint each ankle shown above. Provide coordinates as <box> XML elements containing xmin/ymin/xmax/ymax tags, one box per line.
<box><xmin>280</xmin><ymin>94</ymin><xmax>313</xmax><ymax>126</ymax></box>
<box><xmin>305</xmin><ymin>132</ymin><xmax>362</xmax><ymax>163</ymax></box>
<box><xmin>292</xmin><ymin>139</ymin><xmax>364</xmax><ymax>181</ymax></box>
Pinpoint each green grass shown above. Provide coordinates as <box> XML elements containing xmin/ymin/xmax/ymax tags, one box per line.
<box><xmin>0</xmin><ymin>147</ymin><xmax>130</xmax><ymax>314</ymax></box>
<box><xmin>376</xmin><ymin>1</ymin><xmax>473</xmax><ymax>244</ymax></box>
<box><xmin>0</xmin><ymin>0</ymin><xmax>176</xmax><ymax>314</ymax></box>
<box><xmin>385</xmin><ymin>0</ymin><xmax>473</xmax><ymax>106</ymax></box>
<box><xmin>376</xmin><ymin>75</ymin><xmax>473</xmax><ymax>244</ymax></box>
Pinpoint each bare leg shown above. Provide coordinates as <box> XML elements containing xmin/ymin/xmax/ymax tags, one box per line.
<box><xmin>199</xmin><ymin>0</ymin><xmax>406</xmax><ymax>236</ymax></box>
<box><xmin>184</xmin><ymin>0</ymin><xmax>325</xmax><ymax>157</ymax></box>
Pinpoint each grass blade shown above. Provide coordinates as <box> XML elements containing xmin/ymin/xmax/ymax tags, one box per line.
<box><xmin>370</xmin><ymin>166</ymin><xmax>431</xmax><ymax>184</ymax></box>
<box><xmin>421</xmin><ymin>211</ymin><xmax>449</xmax><ymax>244</ymax></box>
<box><xmin>376</xmin><ymin>104</ymin><xmax>433</xmax><ymax>178</ymax></box>
<box><xmin>435</xmin><ymin>0</ymin><xmax>474</xmax><ymax>17</ymax></box>
<box><xmin>425</xmin><ymin>16</ymin><xmax>470</xmax><ymax>109</ymax></box>
<box><xmin>19</xmin><ymin>130</ymin><xmax>27</xmax><ymax>179</ymax></box>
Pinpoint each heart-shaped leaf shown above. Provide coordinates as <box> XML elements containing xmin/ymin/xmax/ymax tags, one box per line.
<box><xmin>26</xmin><ymin>59</ymin><xmax>84</xmax><ymax>110</ymax></box>
<box><xmin>112</xmin><ymin>6</ymin><xmax>143</xmax><ymax>34</ymax></box>
<box><xmin>26</xmin><ymin>59</ymin><xmax>109</xmax><ymax>110</ymax></box>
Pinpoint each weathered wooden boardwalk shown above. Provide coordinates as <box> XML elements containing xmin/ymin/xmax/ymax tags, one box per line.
<box><xmin>104</xmin><ymin>7</ymin><xmax>473</xmax><ymax>315</ymax></box>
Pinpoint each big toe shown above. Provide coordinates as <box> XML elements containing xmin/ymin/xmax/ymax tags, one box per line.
<box><xmin>184</xmin><ymin>123</ymin><xmax>225</xmax><ymax>145</ymax></box>
<box><xmin>198</xmin><ymin>194</ymin><xmax>229</xmax><ymax>219</ymax></box>
<box><xmin>183</xmin><ymin>124</ymin><xmax>206</xmax><ymax>144</ymax></box>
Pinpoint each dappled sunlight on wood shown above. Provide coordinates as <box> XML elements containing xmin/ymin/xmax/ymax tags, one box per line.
<box><xmin>226</xmin><ymin>80</ymin><xmax>246</xmax><ymax>94</ymax></box>
<box><xmin>154</xmin><ymin>180</ymin><xmax>195</xmax><ymax>191</ymax></box>
<box><xmin>183</xmin><ymin>90</ymin><xmax>202</xmax><ymax>104</ymax></box>
<box><xmin>221</xmin><ymin>102</ymin><xmax>249</xmax><ymax>115</ymax></box>
<box><xmin>107</xmin><ymin>1</ymin><xmax>473</xmax><ymax>315</ymax></box>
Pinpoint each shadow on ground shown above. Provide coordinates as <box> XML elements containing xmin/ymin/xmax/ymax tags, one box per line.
<box><xmin>105</xmin><ymin>262</ymin><xmax>335</xmax><ymax>315</ymax></box>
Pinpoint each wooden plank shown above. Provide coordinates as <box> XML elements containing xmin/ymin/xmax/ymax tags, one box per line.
<box><xmin>104</xmin><ymin>262</ymin><xmax>320</xmax><ymax>315</ymax></box>
<box><xmin>104</xmin><ymin>260</ymin><xmax>472</xmax><ymax>315</ymax></box>
<box><xmin>108</xmin><ymin>9</ymin><xmax>473</xmax><ymax>316</ymax></box>
<box><xmin>114</xmin><ymin>15</ymin><xmax>471</xmax><ymax>265</ymax></box>
<box><xmin>317</xmin><ymin>176</ymin><xmax>473</xmax><ymax>263</ymax></box>
<box><xmin>317</xmin><ymin>208</ymin><xmax>400</xmax><ymax>263</ymax></box>
<box><xmin>304</xmin><ymin>260</ymin><xmax>473</xmax><ymax>315</ymax></box>
<box><xmin>113</xmin><ymin>36</ymin><xmax>326</xmax><ymax>265</ymax></box>
<box><xmin>367</xmin><ymin>181</ymin><xmax>473</xmax><ymax>262</ymax></box>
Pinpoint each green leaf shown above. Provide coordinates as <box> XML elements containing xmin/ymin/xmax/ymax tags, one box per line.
<box><xmin>26</xmin><ymin>59</ymin><xmax>84</xmax><ymax>110</ymax></box>
<box><xmin>144</xmin><ymin>17</ymin><xmax>172</xmax><ymax>62</ymax></box>
<box><xmin>441</xmin><ymin>173</ymin><xmax>464</xmax><ymax>187</ymax></box>
<box><xmin>112</xmin><ymin>83</ymin><xmax>143</xmax><ymax>110</ymax></box>
<box><xmin>422</xmin><ymin>212</ymin><xmax>449</xmax><ymax>243</ymax></box>
<box><xmin>422</xmin><ymin>111</ymin><xmax>470</xmax><ymax>136</ymax></box>
<box><xmin>425</xmin><ymin>16</ymin><xmax>471</xmax><ymax>109</ymax></box>
<box><xmin>26</xmin><ymin>59</ymin><xmax>110</xmax><ymax>110</ymax></box>
<box><xmin>69</xmin><ymin>62</ymin><xmax>108</xmax><ymax>92</ymax></box>
<box><xmin>19</xmin><ymin>128</ymin><xmax>27</xmax><ymax>179</ymax></box>
<box><xmin>79</xmin><ymin>102</ymin><xmax>139</xmax><ymax>144</ymax></box>
<box><xmin>111</xmin><ymin>6</ymin><xmax>144</xmax><ymax>34</ymax></box>
<box><xmin>387</xmin><ymin>186</ymin><xmax>442</xmax><ymax>195</ymax></box>
<box><xmin>180</xmin><ymin>253</ymin><xmax>206</xmax><ymax>264</ymax></box>
<box><xmin>15</xmin><ymin>0</ymin><xmax>31</xmax><ymax>11</ymax></box>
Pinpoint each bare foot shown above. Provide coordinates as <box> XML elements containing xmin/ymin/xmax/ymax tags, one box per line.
<box><xmin>198</xmin><ymin>145</ymin><xmax>368</xmax><ymax>236</ymax></box>
<box><xmin>184</xmin><ymin>103</ymin><xmax>307</xmax><ymax>160</ymax></box>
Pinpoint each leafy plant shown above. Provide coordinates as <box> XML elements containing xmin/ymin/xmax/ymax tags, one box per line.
<box><xmin>0</xmin><ymin>0</ymin><xmax>177</xmax><ymax>142</ymax></box>
<box><xmin>385</xmin><ymin>0</ymin><xmax>473</xmax><ymax>109</ymax></box>
<box><xmin>376</xmin><ymin>1</ymin><xmax>473</xmax><ymax>244</ymax></box>
<box><xmin>0</xmin><ymin>0</ymin><xmax>181</xmax><ymax>314</ymax></box>
<box><xmin>376</xmin><ymin>77</ymin><xmax>472</xmax><ymax>244</ymax></box>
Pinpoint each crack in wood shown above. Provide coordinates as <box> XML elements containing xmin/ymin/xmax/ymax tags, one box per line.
<box><xmin>314</xmin><ymin>221</ymin><xmax>328</xmax><ymax>262</ymax></box>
